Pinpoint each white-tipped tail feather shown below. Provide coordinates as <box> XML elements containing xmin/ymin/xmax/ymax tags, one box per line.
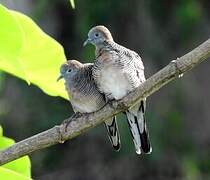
<box><xmin>104</xmin><ymin>116</ymin><xmax>121</xmax><ymax>151</ymax></box>
<box><xmin>126</xmin><ymin>101</ymin><xmax>152</xmax><ymax>154</ymax></box>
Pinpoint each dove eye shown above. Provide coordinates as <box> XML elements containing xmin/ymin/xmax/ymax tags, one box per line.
<box><xmin>67</xmin><ymin>69</ymin><xmax>72</xmax><ymax>73</ymax></box>
<box><xmin>95</xmin><ymin>33</ymin><xmax>99</xmax><ymax>37</ymax></box>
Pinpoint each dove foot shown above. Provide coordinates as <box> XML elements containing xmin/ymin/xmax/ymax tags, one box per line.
<box><xmin>62</xmin><ymin>112</ymin><xmax>83</xmax><ymax>132</ymax></box>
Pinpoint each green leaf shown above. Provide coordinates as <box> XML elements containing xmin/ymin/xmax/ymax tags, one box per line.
<box><xmin>0</xmin><ymin>4</ymin><xmax>27</xmax><ymax>81</ymax></box>
<box><xmin>69</xmin><ymin>0</ymin><xmax>75</xmax><ymax>9</ymax></box>
<box><xmin>0</xmin><ymin>4</ymin><xmax>68</xmax><ymax>99</ymax></box>
<box><xmin>0</xmin><ymin>167</ymin><xmax>31</xmax><ymax>180</ymax></box>
<box><xmin>0</xmin><ymin>125</ymin><xmax>31</xmax><ymax>179</ymax></box>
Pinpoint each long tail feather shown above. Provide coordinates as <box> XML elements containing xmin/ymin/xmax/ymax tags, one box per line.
<box><xmin>126</xmin><ymin>101</ymin><xmax>152</xmax><ymax>154</ymax></box>
<box><xmin>104</xmin><ymin>116</ymin><xmax>121</xmax><ymax>151</ymax></box>
<box><xmin>126</xmin><ymin>111</ymin><xmax>142</xmax><ymax>154</ymax></box>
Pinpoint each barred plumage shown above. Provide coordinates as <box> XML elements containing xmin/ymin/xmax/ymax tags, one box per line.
<box><xmin>85</xmin><ymin>25</ymin><xmax>152</xmax><ymax>154</ymax></box>
<box><xmin>58</xmin><ymin>60</ymin><xmax>121</xmax><ymax>151</ymax></box>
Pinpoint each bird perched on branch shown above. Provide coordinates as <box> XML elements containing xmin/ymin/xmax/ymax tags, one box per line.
<box><xmin>57</xmin><ymin>60</ymin><xmax>121</xmax><ymax>151</ymax></box>
<box><xmin>84</xmin><ymin>26</ymin><xmax>152</xmax><ymax>154</ymax></box>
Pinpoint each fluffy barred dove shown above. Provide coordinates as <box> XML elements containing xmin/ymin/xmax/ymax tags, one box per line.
<box><xmin>58</xmin><ymin>60</ymin><xmax>121</xmax><ymax>151</ymax></box>
<box><xmin>84</xmin><ymin>26</ymin><xmax>152</xmax><ymax>154</ymax></box>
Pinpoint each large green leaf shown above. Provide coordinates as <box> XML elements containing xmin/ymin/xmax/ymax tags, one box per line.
<box><xmin>0</xmin><ymin>125</ymin><xmax>32</xmax><ymax>180</ymax></box>
<box><xmin>0</xmin><ymin>4</ymin><xmax>68</xmax><ymax>99</ymax></box>
<box><xmin>0</xmin><ymin>5</ymin><xmax>26</xmax><ymax>81</ymax></box>
<box><xmin>0</xmin><ymin>167</ymin><xmax>31</xmax><ymax>180</ymax></box>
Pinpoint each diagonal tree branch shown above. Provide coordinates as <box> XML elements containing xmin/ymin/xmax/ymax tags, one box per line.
<box><xmin>0</xmin><ymin>39</ymin><xmax>210</xmax><ymax>165</ymax></box>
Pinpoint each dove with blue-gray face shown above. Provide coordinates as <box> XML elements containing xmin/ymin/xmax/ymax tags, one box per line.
<box><xmin>58</xmin><ymin>60</ymin><xmax>121</xmax><ymax>151</ymax></box>
<box><xmin>84</xmin><ymin>26</ymin><xmax>152</xmax><ymax>154</ymax></box>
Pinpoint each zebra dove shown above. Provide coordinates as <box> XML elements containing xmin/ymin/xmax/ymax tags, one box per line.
<box><xmin>58</xmin><ymin>60</ymin><xmax>121</xmax><ymax>151</ymax></box>
<box><xmin>84</xmin><ymin>26</ymin><xmax>152</xmax><ymax>154</ymax></box>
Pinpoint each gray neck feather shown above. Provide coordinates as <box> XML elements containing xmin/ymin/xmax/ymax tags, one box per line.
<box><xmin>96</xmin><ymin>40</ymin><xmax>115</xmax><ymax>56</ymax></box>
<box><xmin>66</xmin><ymin>65</ymin><xmax>93</xmax><ymax>93</ymax></box>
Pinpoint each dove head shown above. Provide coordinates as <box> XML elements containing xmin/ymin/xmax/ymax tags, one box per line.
<box><xmin>83</xmin><ymin>25</ymin><xmax>113</xmax><ymax>47</ymax></box>
<box><xmin>57</xmin><ymin>60</ymin><xmax>83</xmax><ymax>81</ymax></box>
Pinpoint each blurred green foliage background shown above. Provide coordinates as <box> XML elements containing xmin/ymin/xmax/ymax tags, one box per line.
<box><xmin>0</xmin><ymin>0</ymin><xmax>210</xmax><ymax>179</ymax></box>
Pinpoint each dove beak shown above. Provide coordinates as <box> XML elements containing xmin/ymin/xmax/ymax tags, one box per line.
<box><xmin>83</xmin><ymin>38</ymin><xmax>91</xmax><ymax>46</ymax></box>
<box><xmin>57</xmin><ymin>75</ymin><xmax>63</xmax><ymax>82</ymax></box>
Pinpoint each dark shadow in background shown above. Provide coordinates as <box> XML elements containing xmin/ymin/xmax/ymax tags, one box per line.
<box><xmin>0</xmin><ymin>0</ymin><xmax>210</xmax><ymax>179</ymax></box>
